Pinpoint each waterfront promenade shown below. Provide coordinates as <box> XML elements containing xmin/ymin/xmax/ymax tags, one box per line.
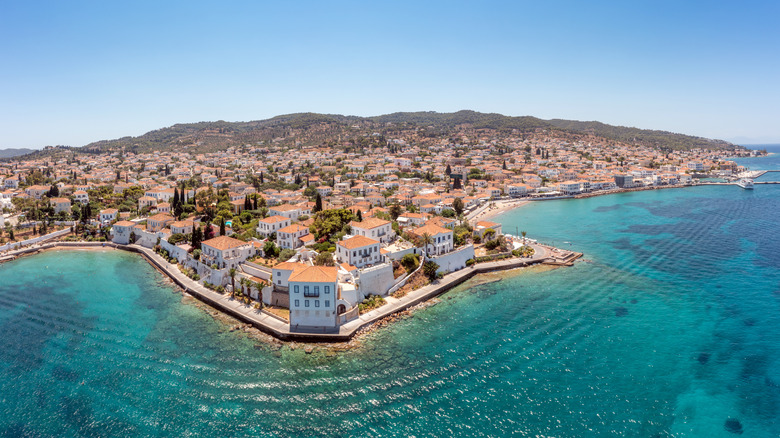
<box><xmin>0</xmin><ymin>240</ymin><xmax>577</xmax><ymax>342</ymax></box>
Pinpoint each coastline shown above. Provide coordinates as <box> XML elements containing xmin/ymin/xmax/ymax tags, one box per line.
<box><xmin>0</xmin><ymin>239</ymin><xmax>578</xmax><ymax>344</ymax></box>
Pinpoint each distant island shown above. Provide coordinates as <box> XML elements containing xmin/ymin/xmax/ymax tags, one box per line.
<box><xmin>11</xmin><ymin>110</ymin><xmax>743</xmax><ymax>160</ymax></box>
<box><xmin>0</xmin><ymin>148</ymin><xmax>35</xmax><ymax>159</ymax></box>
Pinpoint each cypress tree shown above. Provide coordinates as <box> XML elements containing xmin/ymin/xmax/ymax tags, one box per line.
<box><xmin>253</xmin><ymin>195</ymin><xmax>258</xmax><ymax>210</ymax></box>
<box><xmin>314</xmin><ymin>193</ymin><xmax>322</xmax><ymax>213</ymax></box>
<box><xmin>259</xmin><ymin>172</ymin><xmax>264</xmax><ymax>184</ymax></box>
<box><xmin>356</xmin><ymin>209</ymin><xmax>363</xmax><ymax>221</ymax></box>
<box><xmin>173</xmin><ymin>188</ymin><xmax>180</xmax><ymax>210</ymax></box>
<box><xmin>219</xmin><ymin>217</ymin><xmax>226</xmax><ymax>236</ymax></box>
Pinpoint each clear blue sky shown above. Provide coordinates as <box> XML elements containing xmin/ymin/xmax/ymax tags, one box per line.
<box><xmin>1</xmin><ymin>0</ymin><xmax>778</xmax><ymax>149</ymax></box>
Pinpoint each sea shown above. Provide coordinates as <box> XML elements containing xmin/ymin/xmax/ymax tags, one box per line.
<box><xmin>0</xmin><ymin>146</ymin><xmax>779</xmax><ymax>437</ymax></box>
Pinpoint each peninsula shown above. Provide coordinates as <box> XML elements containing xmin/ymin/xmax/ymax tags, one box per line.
<box><xmin>0</xmin><ymin>111</ymin><xmax>763</xmax><ymax>340</ymax></box>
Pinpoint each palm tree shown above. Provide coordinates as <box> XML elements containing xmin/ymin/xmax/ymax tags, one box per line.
<box><xmin>229</xmin><ymin>268</ymin><xmax>237</xmax><ymax>296</ymax></box>
<box><xmin>521</xmin><ymin>230</ymin><xmax>527</xmax><ymax>245</ymax></box>
<box><xmin>239</xmin><ymin>277</ymin><xmax>246</xmax><ymax>296</ymax></box>
<box><xmin>421</xmin><ymin>232</ymin><xmax>433</xmax><ymax>256</ymax></box>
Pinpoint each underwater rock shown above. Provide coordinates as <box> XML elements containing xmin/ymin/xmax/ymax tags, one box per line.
<box><xmin>724</xmin><ymin>418</ymin><xmax>743</xmax><ymax>434</ymax></box>
<box><xmin>630</xmin><ymin>299</ymin><xmax>638</xmax><ymax>304</ymax></box>
<box><xmin>697</xmin><ymin>353</ymin><xmax>710</xmax><ymax>364</ymax></box>
<box><xmin>614</xmin><ymin>307</ymin><xmax>628</xmax><ymax>317</ymax></box>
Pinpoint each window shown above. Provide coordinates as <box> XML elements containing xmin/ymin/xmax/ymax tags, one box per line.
<box><xmin>325</xmin><ymin>300</ymin><xmax>330</xmax><ymax>307</ymax></box>
<box><xmin>278</xmin><ymin>280</ymin><xmax>281</xmax><ymax>285</ymax></box>
<box><xmin>305</xmin><ymin>286</ymin><xmax>319</xmax><ymax>297</ymax></box>
<box><xmin>353</xmin><ymin>251</ymin><xmax>356</xmax><ymax>257</ymax></box>
<box><xmin>294</xmin><ymin>299</ymin><xmax>299</xmax><ymax>307</ymax></box>
<box><xmin>315</xmin><ymin>300</ymin><xmax>320</xmax><ymax>308</ymax></box>
<box><xmin>324</xmin><ymin>286</ymin><xmax>330</xmax><ymax>294</ymax></box>
<box><xmin>294</xmin><ymin>285</ymin><xmax>299</xmax><ymax>293</ymax></box>
<box><xmin>305</xmin><ymin>300</ymin><xmax>310</xmax><ymax>307</ymax></box>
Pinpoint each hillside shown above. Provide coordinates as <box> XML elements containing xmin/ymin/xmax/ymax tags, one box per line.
<box><xmin>12</xmin><ymin>111</ymin><xmax>741</xmax><ymax>159</ymax></box>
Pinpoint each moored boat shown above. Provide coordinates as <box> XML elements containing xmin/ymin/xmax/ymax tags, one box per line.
<box><xmin>736</xmin><ymin>178</ymin><xmax>754</xmax><ymax>189</ymax></box>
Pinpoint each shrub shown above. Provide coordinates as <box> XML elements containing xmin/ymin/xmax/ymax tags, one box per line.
<box><xmin>314</xmin><ymin>252</ymin><xmax>335</xmax><ymax>266</ymax></box>
<box><xmin>278</xmin><ymin>248</ymin><xmax>296</xmax><ymax>261</ymax></box>
<box><xmin>466</xmin><ymin>258</ymin><xmax>476</xmax><ymax>266</ymax></box>
<box><xmin>358</xmin><ymin>294</ymin><xmax>386</xmax><ymax>313</ymax></box>
<box><xmin>400</xmin><ymin>253</ymin><xmax>420</xmax><ymax>271</ymax></box>
<box><xmin>484</xmin><ymin>239</ymin><xmax>500</xmax><ymax>250</ymax></box>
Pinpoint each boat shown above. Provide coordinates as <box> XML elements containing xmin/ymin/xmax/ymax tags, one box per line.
<box><xmin>736</xmin><ymin>178</ymin><xmax>754</xmax><ymax>189</ymax></box>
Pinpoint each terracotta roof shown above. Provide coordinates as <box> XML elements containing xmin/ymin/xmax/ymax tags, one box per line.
<box><xmin>349</xmin><ymin>217</ymin><xmax>390</xmax><ymax>230</ymax></box>
<box><xmin>114</xmin><ymin>220</ymin><xmax>136</xmax><ymax>227</ymax></box>
<box><xmin>278</xmin><ymin>224</ymin><xmax>309</xmax><ymax>234</ymax></box>
<box><xmin>340</xmin><ymin>262</ymin><xmax>358</xmax><ymax>272</ymax></box>
<box><xmin>476</xmin><ymin>221</ymin><xmax>499</xmax><ymax>228</ymax></box>
<box><xmin>337</xmin><ymin>235</ymin><xmax>379</xmax><ymax>250</ymax></box>
<box><xmin>288</xmin><ymin>265</ymin><xmax>338</xmax><ymax>283</ymax></box>
<box><xmin>270</xmin><ymin>204</ymin><xmax>299</xmax><ymax>212</ymax></box>
<box><xmin>259</xmin><ymin>215</ymin><xmax>289</xmax><ymax>224</ymax></box>
<box><xmin>275</xmin><ymin>261</ymin><xmax>306</xmax><ymax>272</ymax></box>
<box><xmin>410</xmin><ymin>223</ymin><xmax>451</xmax><ymax>237</ymax></box>
<box><xmin>202</xmin><ymin>236</ymin><xmax>250</xmax><ymax>250</ymax></box>
<box><xmin>148</xmin><ymin>213</ymin><xmax>174</xmax><ymax>222</ymax></box>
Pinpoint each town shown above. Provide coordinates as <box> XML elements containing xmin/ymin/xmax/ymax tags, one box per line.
<box><xmin>0</xmin><ymin>123</ymin><xmax>761</xmax><ymax>334</ymax></box>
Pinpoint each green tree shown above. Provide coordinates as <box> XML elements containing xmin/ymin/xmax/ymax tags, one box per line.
<box><xmin>400</xmin><ymin>253</ymin><xmax>420</xmax><ymax>271</ymax></box>
<box><xmin>219</xmin><ymin>217</ymin><xmax>226</xmax><ymax>236</ymax></box>
<box><xmin>422</xmin><ymin>261</ymin><xmax>440</xmax><ymax>280</ymax></box>
<box><xmin>314</xmin><ymin>252</ymin><xmax>335</xmax><ymax>266</ymax></box>
<box><xmin>278</xmin><ymin>248</ymin><xmax>296</xmax><ymax>261</ymax></box>
<box><xmin>453</xmin><ymin>197</ymin><xmax>464</xmax><ymax>216</ymax></box>
<box><xmin>263</xmin><ymin>241</ymin><xmax>279</xmax><ymax>258</ymax></box>
<box><xmin>420</xmin><ymin>232</ymin><xmax>433</xmax><ymax>255</ymax></box>
<box><xmin>389</xmin><ymin>204</ymin><xmax>403</xmax><ymax>220</ymax></box>
<box><xmin>314</xmin><ymin>193</ymin><xmax>323</xmax><ymax>213</ymax></box>
<box><xmin>229</xmin><ymin>268</ymin><xmax>237</xmax><ymax>295</ymax></box>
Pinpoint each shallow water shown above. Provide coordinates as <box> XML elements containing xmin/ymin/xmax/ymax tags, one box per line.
<box><xmin>1</xmin><ymin>162</ymin><xmax>779</xmax><ymax>436</ymax></box>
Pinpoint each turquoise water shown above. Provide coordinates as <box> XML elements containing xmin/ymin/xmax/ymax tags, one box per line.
<box><xmin>1</xmin><ymin>154</ymin><xmax>780</xmax><ymax>436</ymax></box>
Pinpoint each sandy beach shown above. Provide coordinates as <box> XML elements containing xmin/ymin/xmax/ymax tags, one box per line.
<box><xmin>467</xmin><ymin>199</ymin><xmax>530</xmax><ymax>224</ymax></box>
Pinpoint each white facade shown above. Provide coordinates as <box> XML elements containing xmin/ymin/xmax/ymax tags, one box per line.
<box><xmin>200</xmin><ymin>236</ymin><xmax>254</xmax><ymax>270</ymax></box>
<box><xmin>277</xmin><ymin>224</ymin><xmax>309</xmax><ymax>249</ymax></box>
<box><xmin>336</xmin><ymin>236</ymin><xmax>382</xmax><ymax>268</ymax></box>
<box><xmin>288</xmin><ymin>266</ymin><xmax>339</xmax><ymax>328</ymax></box>
<box><xmin>256</xmin><ymin>215</ymin><xmax>291</xmax><ymax>236</ymax></box>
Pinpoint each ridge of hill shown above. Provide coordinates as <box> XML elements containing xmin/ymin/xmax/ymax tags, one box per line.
<box><xmin>14</xmin><ymin>111</ymin><xmax>740</xmax><ymax>159</ymax></box>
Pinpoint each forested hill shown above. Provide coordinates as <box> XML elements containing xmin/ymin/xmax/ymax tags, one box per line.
<box><xmin>16</xmin><ymin>111</ymin><xmax>739</xmax><ymax>158</ymax></box>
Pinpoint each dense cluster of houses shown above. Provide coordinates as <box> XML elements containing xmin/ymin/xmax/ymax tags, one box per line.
<box><xmin>0</xmin><ymin>134</ymin><xmax>756</xmax><ymax>328</ymax></box>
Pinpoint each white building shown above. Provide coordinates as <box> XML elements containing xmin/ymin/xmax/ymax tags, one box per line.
<box><xmin>349</xmin><ymin>217</ymin><xmax>394</xmax><ymax>244</ymax></box>
<box><xmin>410</xmin><ymin>223</ymin><xmax>454</xmax><ymax>256</ymax></box>
<box><xmin>336</xmin><ymin>235</ymin><xmax>382</xmax><ymax>268</ymax></box>
<box><xmin>277</xmin><ymin>223</ymin><xmax>310</xmax><ymax>250</ymax></box>
<box><xmin>289</xmin><ymin>266</ymin><xmax>339</xmax><ymax>328</ymax></box>
<box><xmin>73</xmin><ymin>190</ymin><xmax>89</xmax><ymax>204</ymax></box>
<box><xmin>111</xmin><ymin>221</ymin><xmax>137</xmax><ymax>245</ymax></box>
<box><xmin>256</xmin><ymin>215</ymin><xmax>291</xmax><ymax>237</ymax></box>
<box><xmin>99</xmin><ymin>208</ymin><xmax>118</xmax><ymax>224</ymax></box>
<box><xmin>200</xmin><ymin>236</ymin><xmax>254</xmax><ymax>270</ymax></box>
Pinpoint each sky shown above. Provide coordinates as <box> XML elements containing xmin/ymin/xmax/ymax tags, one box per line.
<box><xmin>1</xmin><ymin>0</ymin><xmax>779</xmax><ymax>149</ymax></box>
